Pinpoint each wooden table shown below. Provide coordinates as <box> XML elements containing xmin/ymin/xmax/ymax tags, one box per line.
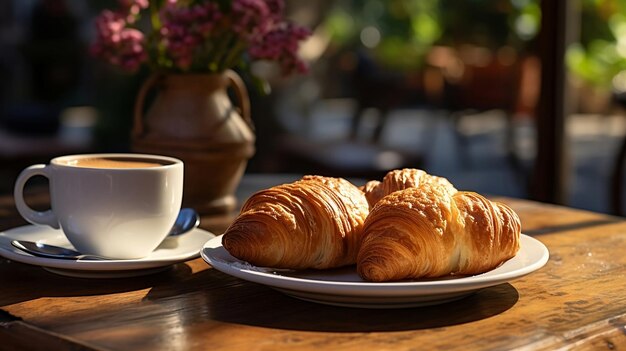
<box><xmin>1</xmin><ymin>174</ymin><xmax>626</xmax><ymax>350</ymax></box>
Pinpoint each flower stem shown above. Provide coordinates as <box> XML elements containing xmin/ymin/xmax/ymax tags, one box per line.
<box><xmin>217</xmin><ymin>34</ymin><xmax>243</xmax><ymax>71</ymax></box>
<box><xmin>221</xmin><ymin>40</ymin><xmax>246</xmax><ymax>70</ymax></box>
<box><xmin>210</xmin><ymin>31</ymin><xmax>235</xmax><ymax>72</ymax></box>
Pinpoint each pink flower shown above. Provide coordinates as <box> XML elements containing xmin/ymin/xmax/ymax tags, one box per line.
<box><xmin>265</xmin><ymin>0</ymin><xmax>285</xmax><ymax>19</ymax></box>
<box><xmin>92</xmin><ymin>0</ymin><xmax>310</xmax><ymax>76</ymax></box>
<box><xmin>230</xmin><ymin>0</ymin><xmax>271</xmax><ymax>41</ymax></box>
<box><xmin>94</xmin><ymin>10</ymin><xmax>125</xmax><ymax>38</ymax></box>
<box><xmin>159</xmin><ymin>1</ymin><xmax>223</xmax><ymax>70</ymax></box>
<box><xmin>92</xmin><ymin>10</ymin><xmax>147</xmax><ymax>72</ymax></box>
<box><xmin>249</xmin><ymin>22</ymin><xmax>311</xmax><ymax>74</ymax></box>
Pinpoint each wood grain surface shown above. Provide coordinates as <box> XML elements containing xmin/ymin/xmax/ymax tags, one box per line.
<box><xmin>2</xmin><ymin>177</ymin><xmax>626</xmax><ymax>350</ymax></box>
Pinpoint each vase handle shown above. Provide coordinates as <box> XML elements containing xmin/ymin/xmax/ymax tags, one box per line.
<box><xmin>225</xmin><ymin>70</ymin><xmax>254</xmax><ymax>131</ymax></box>
<box><xmin>132</xmin><ymin>73</ymin><xmax>161</xmax><ymax>138</ymax></box>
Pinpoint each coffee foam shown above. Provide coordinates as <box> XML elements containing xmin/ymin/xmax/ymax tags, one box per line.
<box><xmin>64</xmin><ymin>157</ymin><xmax>165</xmax><ymax>169</ymax></box>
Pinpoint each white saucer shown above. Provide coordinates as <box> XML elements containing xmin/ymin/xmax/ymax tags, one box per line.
<box><xmin>202</xmin><ymin>234</ymin><xmax>549</xmax><ymax>308</ymax></box>
<box><xmin>0</xmin><ymin>225</ymin><xmax>215</xmax><ymax>278</ymax></box>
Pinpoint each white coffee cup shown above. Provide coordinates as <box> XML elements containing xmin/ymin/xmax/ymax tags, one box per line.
<box><xmin>14</xmin><ymin>153</ymin><xmax>184</xmax><ymax>259</ymax></box>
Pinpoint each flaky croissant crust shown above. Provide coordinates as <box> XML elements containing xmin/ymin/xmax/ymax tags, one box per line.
<box><xmin>361</xmin><ymin>168</ymin><xmax>457</xmax><ymax>208</ymax></box>
<box><xmin>357</xmin><ymin>184</ymin><xmax>521</xmax><ymax>282</ymax></box>
<box><xmin>222</xmin><ymin>175</ymin><xmax>370</xmax><ymax>269</ymax></box>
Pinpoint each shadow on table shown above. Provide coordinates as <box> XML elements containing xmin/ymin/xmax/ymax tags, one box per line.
<box><xmin>0</xmin><ymin>259</ymin><xmax>194</xmax><ymax>307</ymax></box>
<box><xmin>145</xmin><ymin>269</ymin><xmax>519</xmax><ymax>332</ymax></box>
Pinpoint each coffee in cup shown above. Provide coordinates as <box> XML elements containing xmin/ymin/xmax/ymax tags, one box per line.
<box><xmin>14</xmin><ymin>153</ymin><xmax>184</xmax><ymax>259</ymax></box>
<box><xmin>62</xmin><ymin>157</ymin><xmax>167</xmax><ymax>169</ymax></box>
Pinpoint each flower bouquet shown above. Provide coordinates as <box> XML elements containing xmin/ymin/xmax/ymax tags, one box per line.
<box><xmin>92</xmin><ymin>0</ymin><xmax>311</xmax><ymax>76</ymax></box>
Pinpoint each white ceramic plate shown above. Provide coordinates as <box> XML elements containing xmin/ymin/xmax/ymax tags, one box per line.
<box><xmin>202</xmin><ymin>234</ymin><xmax>549</xmax><ymax>308</ymax></box>
<box><xmin>0</xmin><ymin>225</ymin><xmax>215</xmax><ymax>278</ymax></box>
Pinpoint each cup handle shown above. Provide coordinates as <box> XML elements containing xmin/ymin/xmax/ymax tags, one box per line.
<box><xmin>13</xmin><ymin>164</ymin><xmax>59</xmax><ymax>229</ymax></box>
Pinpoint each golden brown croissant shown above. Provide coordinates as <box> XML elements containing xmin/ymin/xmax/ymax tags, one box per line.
<box><xmin>357</xmin><ymin>183</ymin><xmax>521</xmax><ymax>282</ymax></box>
<box><xmin>222</xmin><ymin>175</ymin><xmax>370</xmax><ymax>269</ymax></box>
<box><xmin>361</xmin><ymin>168</ymin><xmax>457</xmax><ymax>208</ymax></box>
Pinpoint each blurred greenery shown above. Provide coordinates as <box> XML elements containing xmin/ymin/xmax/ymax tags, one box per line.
<box><xmin>323</xmin><ymin>0</ymin><xmax>626</xmax><ymax>100</ymax></box>
<box><xmin>436</xmin><ymin>0</ymin><xmax>540</xmax><ymax>49</ymax></box>
<box><xmin>324</xmin><ymin>0</ymin><xmax>441</xmax><ymax>70</ymax></box>
<box><xmin>566</xmin><ymin>0</ymin><xmax>626</xmax><ymax>90</ymax></box>
<box><xmin>323</xmin><ymin>0</ymin><xmax>540</xmax><ymax>71</ymax></box>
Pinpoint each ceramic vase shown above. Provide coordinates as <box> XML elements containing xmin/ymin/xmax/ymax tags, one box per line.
<box><xmin>132</xmin><ymin>70</ymin><xmax>255</xmax><ymax>214</ymax></box>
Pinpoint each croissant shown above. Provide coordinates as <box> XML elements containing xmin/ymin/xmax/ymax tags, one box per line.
<box><xmin>361</xmin><ymin>168</ymin><xmax>457</xmax><ymax>208</ymax></box>
<box><xmin>222</xmin><ymin>175</ymin><xmax>370</xmax><ymax>269</ymax></box>
<box><xmin>357</xmin><ymin>183</ymin><xmax>521</xmax><ymax>282</ymax></box>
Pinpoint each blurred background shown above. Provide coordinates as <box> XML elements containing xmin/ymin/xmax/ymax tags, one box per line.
<box><xmin>1</xmin><ymin>0</ymin><xmax>626</xmax><ymax>215</ymax></box>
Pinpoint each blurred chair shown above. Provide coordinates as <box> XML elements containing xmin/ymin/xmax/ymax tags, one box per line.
<box><xmin>347</xmin><ymin>50</ymin><xmax>425</xmax><ymax>143</ymax></box>
<box><xmin>431</xmin><ymin>45</ymin><xmax>538</xmax><ymax>178</ymax></box>
<box><xmin>275</xmin><ymin>50</ymin><xmax>426</xmax><ymax>181</ymax></box>
<box><xmin>278</xmin><ymin>134</ymin><xmax>424</xmax><ymax>181</ymax></box>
